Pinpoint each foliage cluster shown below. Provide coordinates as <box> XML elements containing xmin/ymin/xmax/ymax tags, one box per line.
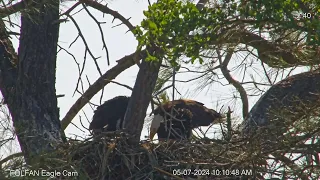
<box><xmin>134</xmin><ymin>0</ymin><xmax>320</xmax><ymax>68</ymax></box>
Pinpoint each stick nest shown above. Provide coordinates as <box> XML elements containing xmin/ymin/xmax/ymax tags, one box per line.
<box><xmin>53</xmin><ymin>131</ymin><xmax>263</xmax><ymax>180</ymax></box>
<box><xmin>1</xmin><ymin>131</ymin><xmax>266</xmax><ymax>180</ymax></box>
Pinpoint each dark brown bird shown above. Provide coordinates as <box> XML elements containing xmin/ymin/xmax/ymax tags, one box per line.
<box><xmin>89</xmin><ymin>96</ymin><xmax>130</xmax><ymax>135</ymax></box>
<box><xmin>149</xmin><ymin>99</ymin><xmax>225</xmax><ymax>141</ymax></box>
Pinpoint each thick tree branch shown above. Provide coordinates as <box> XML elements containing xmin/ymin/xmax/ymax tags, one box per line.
<box><xmin>187</xmin><ymin>29</ymin><xmax>318</xmax><ymax>68</ymax></box>
<box><xmin>0</xmin><ymin>0</ymin><xmax>33</xmax><ymax>18</ymax></box>
<box><xmin>193</xmin><ymin>0</ymin><xmax>314</xmax><ymax>68</ymax></box>
<box><xmin>218</xmin><ymin>30</ymin><xmax>320</xmax><ymax>68</ymax></box>
<box><xmin>61</xmin><ymin>49</ymin><xmax>147</xmax><ymax>130</ymax></box>
<box><xmin>123</xmin><ymin>47</ymin><xmax>162</xmax><ymax>143</ymax></box>
<box><xmin>60</xmin><ymin>0</ymin><xmax>139</xmax><ymax>130</ymax></box>
<box><xmin>218</xmin><ymin>48</ymin><xmax>249</xmax><ymax>119</ymax></box>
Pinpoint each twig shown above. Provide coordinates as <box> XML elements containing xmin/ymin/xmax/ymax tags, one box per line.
<box><xmin>66</xmin><ymin>14</ymin><xmax>103</xmax><ymax>77</ymax></box>
<box><xmin>0</xmin><ymin>152</ymin><xmax>24</xmax><ymax>167</ymax></box>
<box><xmin>79</xmin><ymin>0</ymin><xmax>135</xmax><ymax>32</ymax></box>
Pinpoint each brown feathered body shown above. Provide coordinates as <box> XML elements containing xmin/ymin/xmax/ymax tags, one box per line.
<box><xmin>89</xmin><ymin>96</ymin><xmax>130</xmax><ymax>135</ymax></box>
<box><xmin>151</xmin><ymin>99</ymin><xmax>224</xmax><ymax>140</ymax></box>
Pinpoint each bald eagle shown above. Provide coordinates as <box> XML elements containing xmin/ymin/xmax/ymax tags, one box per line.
<box><xmin>89</xmin><ymin>96</ymin><xmax>224</xmax><ymax>141</ymax></box>
<box><xmin>149</xmin><ymin>99</ymin><xmax>225</xmax><ymax>141</ymax></box>
<box><xmin>89</xmin><ymin>96</ymin><xmax>130</xmax><ymax>135</ymax></box>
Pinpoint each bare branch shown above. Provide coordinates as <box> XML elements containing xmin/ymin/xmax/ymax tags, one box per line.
<box><xmin>0</xmin><ymin>0</ymin><xmax>33</xmax><ymax>18</ymax></box>
<box><xmin>218</xmin><ymin>48</ymin><xmax>249</xmax><ymax>119</ymax></box>
<box><xmin>66</xmin><ymin>13</ymin><xmax>103</xmax><ymax>76</ymax></box>
<box><xmin>82</xmin><ymin>4</ymin><xmax>110</xmax><ymax>65</ymax></box>
<box><xmin>60</xmin><ymin>2</ymin><xmax>81</xmax><ymax>16</ymax></box>
<box><xmin>79</xmin><ymin>0</ymin><xmax>135</xmax><ymax>32</ymax></box>
<box><xmin>61</xmin><ymin>49</ymin><xmax>148</xmax><ymax>130</ymax></box>
<box><xmin>106</xmin><ymin>80</ymin><xmax>133</xmax><ymax>91</ymax></box>
<box><xmin>0</xmin><ymin>152</ymin><xmax>23</xmax><ymax>167</ymax></box>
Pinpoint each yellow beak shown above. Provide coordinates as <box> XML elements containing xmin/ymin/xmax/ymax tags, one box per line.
<box><xmin>149</xmin><ymin>128</ymin><xmax>158</xmax><ymax>140</ymax></box>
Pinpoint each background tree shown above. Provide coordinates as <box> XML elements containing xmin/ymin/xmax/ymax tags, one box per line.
<box><xmin>0</xmin><ymin>0</ymin><xmax>319</xmax><ymax>179</ymax></box>
<box><xmin>131</xmin><ymin>0</ymin><xmax>320</xmax><ymax>178</ymax></box>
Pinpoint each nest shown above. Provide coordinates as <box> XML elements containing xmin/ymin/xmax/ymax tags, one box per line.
<box><xmin>1</xmin><ymin>131</ymin><xmax>266</xmax><ymax>180</ymax></box>
<box><xmin>51</xmin><ymin>131</ymin><xmax>263</xmax><ymax>180</ymax></box>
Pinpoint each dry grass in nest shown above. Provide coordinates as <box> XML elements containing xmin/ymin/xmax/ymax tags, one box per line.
<box><xmin>1</xmin><ymin>131</ymin><xmax>265</xmax><ymax>180</ymax></box>
<box><xmin>56</xmin><ymin>131</ymin><xmax>263</xmax><ymax>180</ymax></box>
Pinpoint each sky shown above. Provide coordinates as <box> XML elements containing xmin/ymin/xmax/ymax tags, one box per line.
<box><xmin>0</xmin><ymin>0</ymin><xmax>308</xmax><ymax>161</ymax></box>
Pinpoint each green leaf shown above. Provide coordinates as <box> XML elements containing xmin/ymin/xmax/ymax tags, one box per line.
<box><xmin>148</xmin><ymin>20</ymin><xmax>158</xmax><ymax>30</ymax></box>
<box><xmin>143</xmin><ymin>10</ymin><xmax>150</xmax><ymax>17</ymax></box>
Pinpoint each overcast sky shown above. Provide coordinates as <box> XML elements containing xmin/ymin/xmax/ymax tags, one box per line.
<box><xmin>1</xmin><ymin>0</ymin><xmax>308</xmax><ymax>159</ymax></box>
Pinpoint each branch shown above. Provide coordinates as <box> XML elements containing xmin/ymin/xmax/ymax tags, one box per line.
<box><xmin>79</xmin><ymin>0</ymin><xmax>135</xmax><ymax>32</ymax></box>
<box><xmin>61</xmin><ymin>49</ymin><xmax>148</xmax><ymax>130</ymax></box>
<box><xmin>107</xmin><ymin>80</ymin><xmax>133</xmax><ymax>91</ymax></box>
<box><xmin>187</xmin><ymin>29</ymin><xmax>319</xmax><ymax>68</ymax></box>
<box><xmin>82</xmin><ymin>4</ymin><xmax>110</xmax><ymax>65</ymax></box>
<box><xmin>273</xmin><ymin>153</ymin><xmax>309</xmax><ymax>179</ymax></box>
<box><xmin>123</xmin><ymin>46</ymin><xmax>162</xmax><ymax>143</ymax></box>
<box><xmin>0</xmin><ymin>152</ymin><xmax>23</xmax><ymax>167</ymax></box>
<box><xmin>218</xmin><ymin>48</ymin><xmax>249</xmax><ymax>119</ymax></box>
<box><xmin>0</xmin><ymin>19</ymin><xmax>18</xmax><ymax>111</ymax></box>
<box><xmin>195</xmin><ymin>1</ymin><xmax>309</xmax><ymax>68</ymax></box>
<box><xmin>66</xmin><ymin>13</ymin><xmax>103</xmax><ymax>77</ymax></box>
<box><xmin>222</xmin><ymin>30</ymin><xmax>320</xmax><ymax>68</ymax></box>
<box><xmin>60</xmin><ymin>2</ymin><xmax>81</xmax><ymax>16</ymax></box>
<box><xmin>0</xmin><ymin>0</ymin><xmax>33</xmax><ymax>18</ymax></box>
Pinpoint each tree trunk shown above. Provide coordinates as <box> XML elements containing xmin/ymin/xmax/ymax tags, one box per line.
<box><xmin>123</xmin><ymin>48</ymin><xmax>161</xmax><ymax>144</ymax></box>
<box><xmin>0</xmin><ymin>0</ymin><xmax>64</xmax><ymax>164</ymax></box>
